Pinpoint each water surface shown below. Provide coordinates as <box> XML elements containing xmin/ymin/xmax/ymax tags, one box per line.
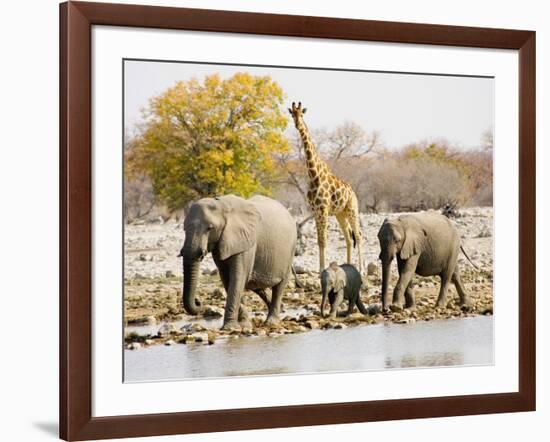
<box><xmin>124</xmin><ymin>316</ymin><xmax>493</xmax><ymax>382</ymax></box>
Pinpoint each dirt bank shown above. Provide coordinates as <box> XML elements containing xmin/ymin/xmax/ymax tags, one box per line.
<box><xmin>124</xmin><ymin>208</ymin><xmax>493</xmax><ymax>348</ymax></box>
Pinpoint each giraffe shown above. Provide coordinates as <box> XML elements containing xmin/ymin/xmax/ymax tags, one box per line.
<box><xmin>288</xmin><ymin>102</ymin><xmax>364</xmax><ymax>274</ymax></box>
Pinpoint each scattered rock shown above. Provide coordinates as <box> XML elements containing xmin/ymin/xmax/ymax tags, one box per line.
<box><xmin>207</xmin><ymin>331</ymin><xmax>216</xmax><ymax>345</ymax></box>
<box><xmin>165</xmin><ymin>270</ymin><xmax>175</xmax><ymax>278</ymax></box>
<box><xmin>204</xmin><ymin>305</ymin><xmax>224</xmax><ymax>318</ymax></box>
<box><xmin>180</xmin><ymin>323</ymin><xmax>207</xmax><ymax>334</ymax></box>
<box><xmin>211</xmin><ymin>288</ymin><xmax>225</xmax><ymax>299</ymax></box>
<box><xmin>127</xmin><ymin>342</ymin><xmax>142</xmax><ymax>350</ymax></box>
<box><xmin>304</xmin><ymin>319</ymin><xmax>320</xmax><ymax>330</ymax></box>
<box><xmin>187</xmin><ymin>332</ymin><xmax>209</xmax><ymax>343</ymax></box>
<box><xmin>476</xmin><ymin>226</ymin><xmax>492</xmax><ymax>238</ymax></box>
<box><xmin>333</xmin><ymin>323</ymin><xmax>348</xmax><ymax>329</ymax></box>
<box><xmin>164</xmin><ymin>339</ymin><xmax>175</xmax><ymax>346</ymax></box>
<box><xmin>157</xmin><ymin>323</ymin><xmax>181</xmax><ymax>336</ymax></box>
<box><xmin>367</xmin><ymin>303</ymin><xmax>382</xmax><ymax>315</ymax></box>
<box><xmin>253</xmin><ymin>312</ymin><xmax>267</xmax><ymax>321</ymax></box>
<box><xmin>367</xmin><ymin>262</ymin><xmax>379</xmax><ymax>276</ymax></box>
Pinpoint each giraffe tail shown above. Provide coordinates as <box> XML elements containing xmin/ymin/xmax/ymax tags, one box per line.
<box><xmin>350</xmin><ymin>229</ymin><xmax>357</xmax><ymax>248</ymax></box>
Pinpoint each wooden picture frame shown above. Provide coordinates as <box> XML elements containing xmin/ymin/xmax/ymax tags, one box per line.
<box><xmin>60</xmin><ymin>1</ymin><xmax>536</xmax><ymax>440</ymax></box>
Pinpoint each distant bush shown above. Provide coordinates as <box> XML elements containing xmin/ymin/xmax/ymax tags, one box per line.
<box><xmin>123</xmin><ymin>73</ymin><xmax>492</xmax><ymax>220</ymax></box>
<box><xmin>355</xmin><ymin>154</ymin><xmax>470</xmax><ymax>212</ymax></box>
<box><xmin>275</xmin><ymin>132</ymin><xmax>493</xmax><ymax>214</ymax></box>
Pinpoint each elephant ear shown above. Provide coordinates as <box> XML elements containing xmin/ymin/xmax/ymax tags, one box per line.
<box><xmin>377</xmin><ymin>218</ymin><xmax>389</xmax><ymax>240</ymax></box>
<box><xmin>218</xmin><ymin>196</ymin><xmax>261</xmax><ymax>260</ymax></box>
<box><xmin>400</xmin><ymin>227</ymin><xmax>422</xmax><ymax>260</ymax></box>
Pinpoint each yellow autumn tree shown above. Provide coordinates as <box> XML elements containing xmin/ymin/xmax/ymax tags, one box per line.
<box><xmin>127</xmin><ymin>73</ymin><xmax>289</xmax><ymax>211</ymax></box>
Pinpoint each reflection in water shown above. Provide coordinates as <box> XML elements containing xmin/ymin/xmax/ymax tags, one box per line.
<box><xmin>124</xmin><ymin>316</ymin><xmax>493</xmax><ymax>382</ymax></box>
<box><xmin>385</xmin><ymin>352</ymin><xmax>463</xmax><ymax>369</ymax></box>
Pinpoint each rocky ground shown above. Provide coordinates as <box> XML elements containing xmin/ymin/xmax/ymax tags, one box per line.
<box><xmin>124</xmin><ymin>208</ymin><xmax>493</xmax><ymax>349</ymax></box>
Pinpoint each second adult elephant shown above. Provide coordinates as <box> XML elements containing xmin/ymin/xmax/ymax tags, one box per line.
<box><xmin>180</xmin><ymin>195</ymin><xmax>297</xmax><ymax>330</ymax></box>
<box><xmin>377</xmin><ymin>212</ymin><xmax>476</xmax><ymax>311</ymax></box>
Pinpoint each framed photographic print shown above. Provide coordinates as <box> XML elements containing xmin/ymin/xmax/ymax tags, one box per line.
<box><xmin>60</xmin><ymin>1</ymin><xmax>536</xmax><ymax>440</ymax></box>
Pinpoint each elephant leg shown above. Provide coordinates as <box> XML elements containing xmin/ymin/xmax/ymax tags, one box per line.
<box><xmin>314</xmin><ymin>212</ymin><xmax>328</xmax><ymax>273</ymax></box>
<box><xmin>392</xmin><ymin>257</ymin><xmax>418</xmax><ymax>310</ymax></box>
<box><xmin>238</xmin><ymin>304</ymin><xmax>252</xmax><ymax>329</ymax></box>
<box><xmin>452</xmin><ymin>269</ymin><xmax>471</xmax><ymax>308</ymax></box>
<box><xmin>336</xmin><ymin>214</ymin><xmax>353</xmax><ymax>265</ymax></box>
<box><xmin>381</xmin><ymin>259</ymin><xmax>393</xmax><ymax>311</ymax></box>
<box><xmin>346</xmin><ymin>298</ymin><xmax>355</xmax><ymax>316</ymax></box>
<box><xmin>266</xmin><ymin>276</ymin><xmax>288</xmax><ymax>327</ymax></box>
<box><xmin>221</xmin><ymin>256</ymin><xmax>249</xmax><ymax>331</ymax></box>
<box><xmin>436</xmin><ymin>271</ymin><xmax>453</xmax><ymax>309</ymax></box>
<box><xmin>217</xmin><ymin>265</ymin><xmax>230</xmax><ymax>292</ymax></box>
<box><xmin>329</xmin><ymin>289</ymin><xmax>344</xmax><ymax>319</ymax></box>
<box><xmin>253</xmin><ymin>288</ymin><xmax>271</xmax><ymax>308</ymax></box>
<box><xmin>404</xmin><ymin>281</ymin><xmax>416</xmax><ymax>309</ymax></box>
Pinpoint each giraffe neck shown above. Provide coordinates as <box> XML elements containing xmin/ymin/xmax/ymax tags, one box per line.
<box><xmin>295</xmin><ymin>118</ymin><xmax>328</xmax><ymax>182</ymax></box>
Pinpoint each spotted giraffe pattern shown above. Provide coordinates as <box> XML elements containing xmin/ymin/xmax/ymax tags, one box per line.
<box><xmin>289</xmin><ymin>102</ymin><xmax>364</xmax><ymax>273</ymax></box>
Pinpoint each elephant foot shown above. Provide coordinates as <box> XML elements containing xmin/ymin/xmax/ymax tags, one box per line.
<box><xmin>390</xmin><ymin>304</ymin><xmax>403</xmax><ymax>313</ymax></box>
<box><xmin>460</xmin><ymin>302</ymin><xmax>472</xmax><ymax>312</ymax></box>
<box><xmin>221</xmin><ymin>320</ymin><xmax>241</xmax><ymax>332</ymax></box>
<box><xmin>404</xmin><ymin>303</ymin><xmax>416</xmax><ymax>310</ymax></box>
<box><xmin>239</xmin><ymin>319</ymin><xmax>253</xmax><ymax>332</ymax></box>
<box><xmin>436</xmin><ymin>301</ymin><xmax>447</xmax><ymax>310</ymax></box>
<box><xmin>264</xmin><ymin>314</ymin><xmax>282</xmax><ymax>328</ymax></box>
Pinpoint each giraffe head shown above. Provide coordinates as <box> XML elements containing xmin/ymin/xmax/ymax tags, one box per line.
<box><xmin>288</xmin><ymin>101</ymin><xmax>307</xmax><ymax>124</ymax></box>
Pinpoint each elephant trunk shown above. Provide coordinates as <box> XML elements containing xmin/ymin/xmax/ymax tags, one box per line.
<box><xmin>381</xmin><ymin>258</ymin><xmax>392</xmax><ymax>310</ymax></box>
<box><xmin>183</xmin><ymin>257</ymin><xmax>203</xmax><ymax>315</ymax></box>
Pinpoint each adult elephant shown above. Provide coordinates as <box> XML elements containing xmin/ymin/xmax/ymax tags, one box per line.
<box><xmin>179</xmin><ymin>194</ymin><xmax>297</xmax><ymax>331</ymax></box>
<box><xmin>377</xmin><ymin>212</ymin><xmax>477</xmax><ymax>311</ymax></box>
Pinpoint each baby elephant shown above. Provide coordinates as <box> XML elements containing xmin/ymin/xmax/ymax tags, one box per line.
<box><xmin>320</xmin><ymin>262</ymin><xmax>368</xmax><ymax>318</ymax></box>
<box><xmin>377</xmin><ymin>212</ymin><xmax>476</xmax><ymax>311</ymax></box>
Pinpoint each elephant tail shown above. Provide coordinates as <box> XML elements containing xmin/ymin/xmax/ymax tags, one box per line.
<box><xmin>460</xmin><ymin>245</ymin><xmax>479</xmax><ymax>270</ymax></box>
<box><xmin>292</xmin><ymin>266</ymin><xmax>305</xmax><ymax>289</ymax></box>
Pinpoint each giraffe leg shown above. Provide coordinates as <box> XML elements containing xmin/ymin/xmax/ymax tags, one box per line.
<box><xmin>336</xmin><ymin>214</ymin><xmax>353</xmax><ymax>264</ymax></box>
<box><xmin>314</xmin><ymin>213</ymin><xmax>328</xmax><ymax>273</ymax></box>
<box><xmin>347</xmin><ymin>209</ymin><xmax>364</xmax><ymax>275</ymax></box>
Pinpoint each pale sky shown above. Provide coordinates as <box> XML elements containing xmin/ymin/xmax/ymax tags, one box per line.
<box><xmin>124</xmin><ymin>59</ymin><xmax>494</xmax><ymax>150</ymax></box>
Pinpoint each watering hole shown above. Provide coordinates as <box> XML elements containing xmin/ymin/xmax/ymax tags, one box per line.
<box><xmin>124</xmin><ymin>315</ymin><xmax>493</xmax><ymax>382</ymax></box>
